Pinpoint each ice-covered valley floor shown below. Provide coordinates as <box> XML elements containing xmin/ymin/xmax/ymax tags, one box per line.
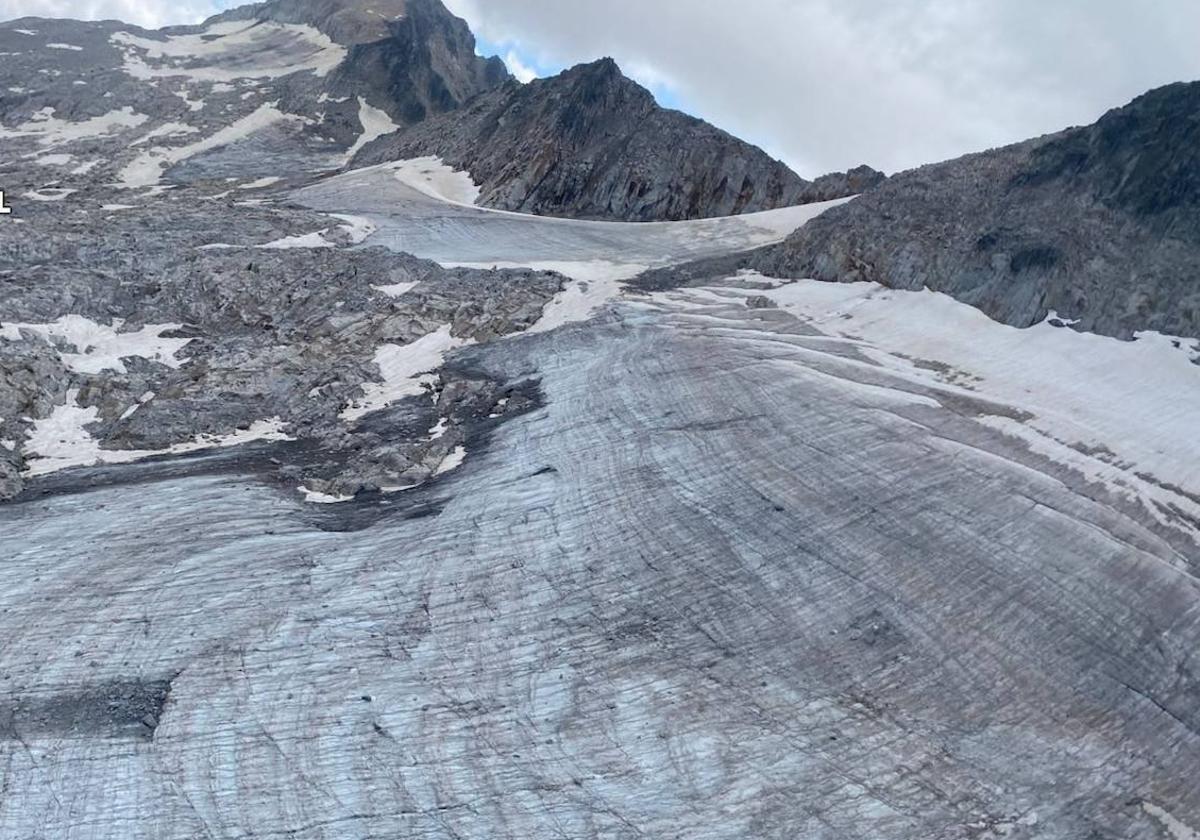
<box><xmin>2</xmin><ymin>161</ymin><xmax>1200</xmax><ymax>839</ymax></box>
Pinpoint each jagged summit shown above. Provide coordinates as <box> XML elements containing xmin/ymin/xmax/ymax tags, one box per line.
<box><xmin>359</xmin><ymin>55</ymin><xmax>882</xmax><ymax>221</ymax></box>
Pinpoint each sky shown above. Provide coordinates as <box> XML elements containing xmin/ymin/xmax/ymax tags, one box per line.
<box><xmin>4</xmin><ymin>0</ymin><xmax>1200</xmax><ymax>176</ymax></box>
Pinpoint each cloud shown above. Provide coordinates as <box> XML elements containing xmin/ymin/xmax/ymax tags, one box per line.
<box><xmin>0</xmin><ymin>0</ymin><xmax>223</xmax><ymax>28</ymax></box>
<box><xmin>443</xmin><ymin>0</ymin><xmax>1200</xmax><ymax>176</ymax></box>
<box><xmin>502</xmin><ymin>48</ymin><xmax>537</xmax><ymax>83</ymax></box>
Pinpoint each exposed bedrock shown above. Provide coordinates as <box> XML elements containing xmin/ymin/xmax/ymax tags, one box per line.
<box><xmin>357</xmin><ymin>58</ymin><xmax>885</xmax><ymax>221</ymax></box>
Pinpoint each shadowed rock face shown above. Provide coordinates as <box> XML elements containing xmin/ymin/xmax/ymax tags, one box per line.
<box><xmin>1017</xmin><ymin>81</ymin><xmax>1200</xmax><ymax>223</ymax></box>
<box><xmin>359</xmin><ymin>58</ymin><xmax>884</xmax><ymax>221</ymax></box>
<box><xmin>744</xmin><ymin>81</ymin><xmax>1200</xmax><ymax>339</ymax></box>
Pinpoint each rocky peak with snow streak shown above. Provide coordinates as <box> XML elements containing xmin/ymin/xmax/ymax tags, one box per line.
<box><xmin>358</xmin><ymin>57</ymin><xmax>884</xmax><ymax>221</ymax></box>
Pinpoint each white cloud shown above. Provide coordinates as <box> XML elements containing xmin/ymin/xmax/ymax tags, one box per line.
<box><xmin>503</xmin><ymin>48</ymin><xmax>537</xmax><ymax>83</ymax></box>
<box><xmin>443</xmin><ymin>0</ymin><xmax>1200</xmax><ymax>176</ymax></box>
<box><xmin>0</xmin><ymin>0</ymin><xmax>223</xmax><ymax>28</ymax></box>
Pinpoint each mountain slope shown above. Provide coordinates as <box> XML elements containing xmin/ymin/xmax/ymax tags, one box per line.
<box><xmin>745</xmin><ymin>81</ymin><xmax>1200</xmax><ymax>339</ymax></box>
<box><xmin>358</xmin><ymin>58</ymin><xmax>884</xmax><ymax>221</ymax></box>
<box><xmin>0</xmin><ymin>0</ymin><xmax>507</xmax><ymax>193</ymax></box>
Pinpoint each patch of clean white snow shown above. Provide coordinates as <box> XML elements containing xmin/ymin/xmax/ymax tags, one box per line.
<box><xmin>372</xmin><ymin>281</ymin><xmax>417</xmax><ymax>298</ymax></box>
<box><xmin>129</xmin><ymin>122</ymin><xmax>201</xmax><ymax>147</ymax></box>
<box><xmin>0</xmin><ymin>106</ymin><xmax>148</xmax><ymax>146</ymax></box>
<box><xmin>118</xmin><ymin>390</ymin><xmax>156</xmax><ymax>421</ymax></box>
<box><xmin>22</xmin><ymin>395</ymin><xmax>293</xmax><ymax>477</ymax></box>
<box><xmin>258</xmin><ymin>214</ymin><xmax>376</xmax><ymax>249</ymax></box>
<box><xmin>22</xmin><ymin>188</ymin><xmax>76</xmax><ymax>202</ymax></box>
<box><xmin>238</xmin><ymin>176</ymin><xmax>282</xmax><ymax>190</ymax></box>
<box><xmin>258</xmin><ymin>230</ymin><xmax>334</xmax><ymax>250</ymax></box>
<box><xmin>434</xmin><ymin>445</ymin><xmax>467</xmax><ymax>476</ymax></box>
<box><xmin>1</xmin><ymin>315</ymin><xmax>191</xmax><ymax>374</ymax></box>
<box><xmin>34</xmin><ymin>153</ymin><xmax>73</xmax><ymax>167</ymax></box>
<box><xmin>750</xmin><ymin>276</ymin><xmax>1200</xmax><ymax>532</ymax></box>
<box><xmin>344</xmin><ymin>97</ymin><xmax>401</xmax><ymax>161</ymax></box>
<box><xmin>341</xmin><ymin>325</ymin><xmax>473</xmax><ymax>421</ymax></box>
<box><xmin>328</xmin><ymin>213</ymin><xmax>377</xmax><ymax>244</ymax></box>
<box><xmin>300</xmin><ymin>487</ymin><xmax>355</xmax><ymax>504</ymax></box>
<box><xmin>46</xmin><ymin>43</ymin><xmax>83</xmax><ymax>51</ymax></box>
<box><xmin>387</xmin><ymin>157</ymin><xmax>481</xmax><ymax>206</ymax></box>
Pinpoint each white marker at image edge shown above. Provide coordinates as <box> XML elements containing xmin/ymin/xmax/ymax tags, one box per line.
<box><xmin>0</xmin><ymin>190</ymin><xmax>11</xmax><ymax>214</ymax></box>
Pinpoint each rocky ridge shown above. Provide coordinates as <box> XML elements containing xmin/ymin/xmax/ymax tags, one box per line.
<box><xmin>359</xmin><ymin>57</ymin><xmax>885</xmax><ymax>221</ymax></box>
<box><xmin>737</xmin><ymin>81</ymin><xmax>1200</xmax><ymax>339</ymax></box>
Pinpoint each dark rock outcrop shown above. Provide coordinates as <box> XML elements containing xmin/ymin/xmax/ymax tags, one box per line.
<box><xmin>359</xmin><ymin>58</ymin><xmax>882</xmax><ymax>221</ymax></box>
<box><xmin>746</xmin><ymin>81</ymin><xmax>1200</xmax><ymax>339</ymax></box>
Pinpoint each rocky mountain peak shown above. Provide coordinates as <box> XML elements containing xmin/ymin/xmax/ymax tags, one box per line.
<box><xmin>357</xmin><ymin>52</ymin><xmax>885</xmax><ymax>221</ymax></box>
<box><xmin>1016</xmin><ymin>80</ymin><xmax>1200</xmax><ymax>222</ymax></box>
<box><xmin>557</xmin><ymin>58</ymin><xmax>656</xmax><ymax>109</ymax></box>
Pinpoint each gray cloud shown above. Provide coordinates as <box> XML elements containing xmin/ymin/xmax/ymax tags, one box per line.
<box><xmin>4</xmin><ymin>0</ymin><xmax>1199</xmax><ymax>174</ymax></box>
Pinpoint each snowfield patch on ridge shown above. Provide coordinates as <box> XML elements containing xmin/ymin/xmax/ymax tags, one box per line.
<box><xmin>345</xmin><ymin>98</ymin><xmax>402</xmax><ymax>162</ymax></box>
<box><xmin>117</xmin><ymin>104</ymin><xmax>306</xmax><ymax>188</ymax></box>
<box><xmin>0</xmin><ymin>106</ymin><xmax>148</xmax><ymax>146</ymax></box>
<box><xmin>387</xmin><ymin>157</ymin><xmax>482</xmax><ymax>206</ymax></box>
<box><xmin>1</xmin><ymin>315</ymin><xmax>192</xmax><ymax>374</ymax></box>
<box><xmin>341</xmin><ymin>325</ymin><xmax>474</xmax><ymax>421</ymax></box>
<box><xmin>112</xmin><ymin>21</ymin><xmax>346</xmax><ymax>82</ymax></box>
<box><xmin>22</xmin><ymin>392</ymin><xmax>293</xmax><ymax>478</ymax></box>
